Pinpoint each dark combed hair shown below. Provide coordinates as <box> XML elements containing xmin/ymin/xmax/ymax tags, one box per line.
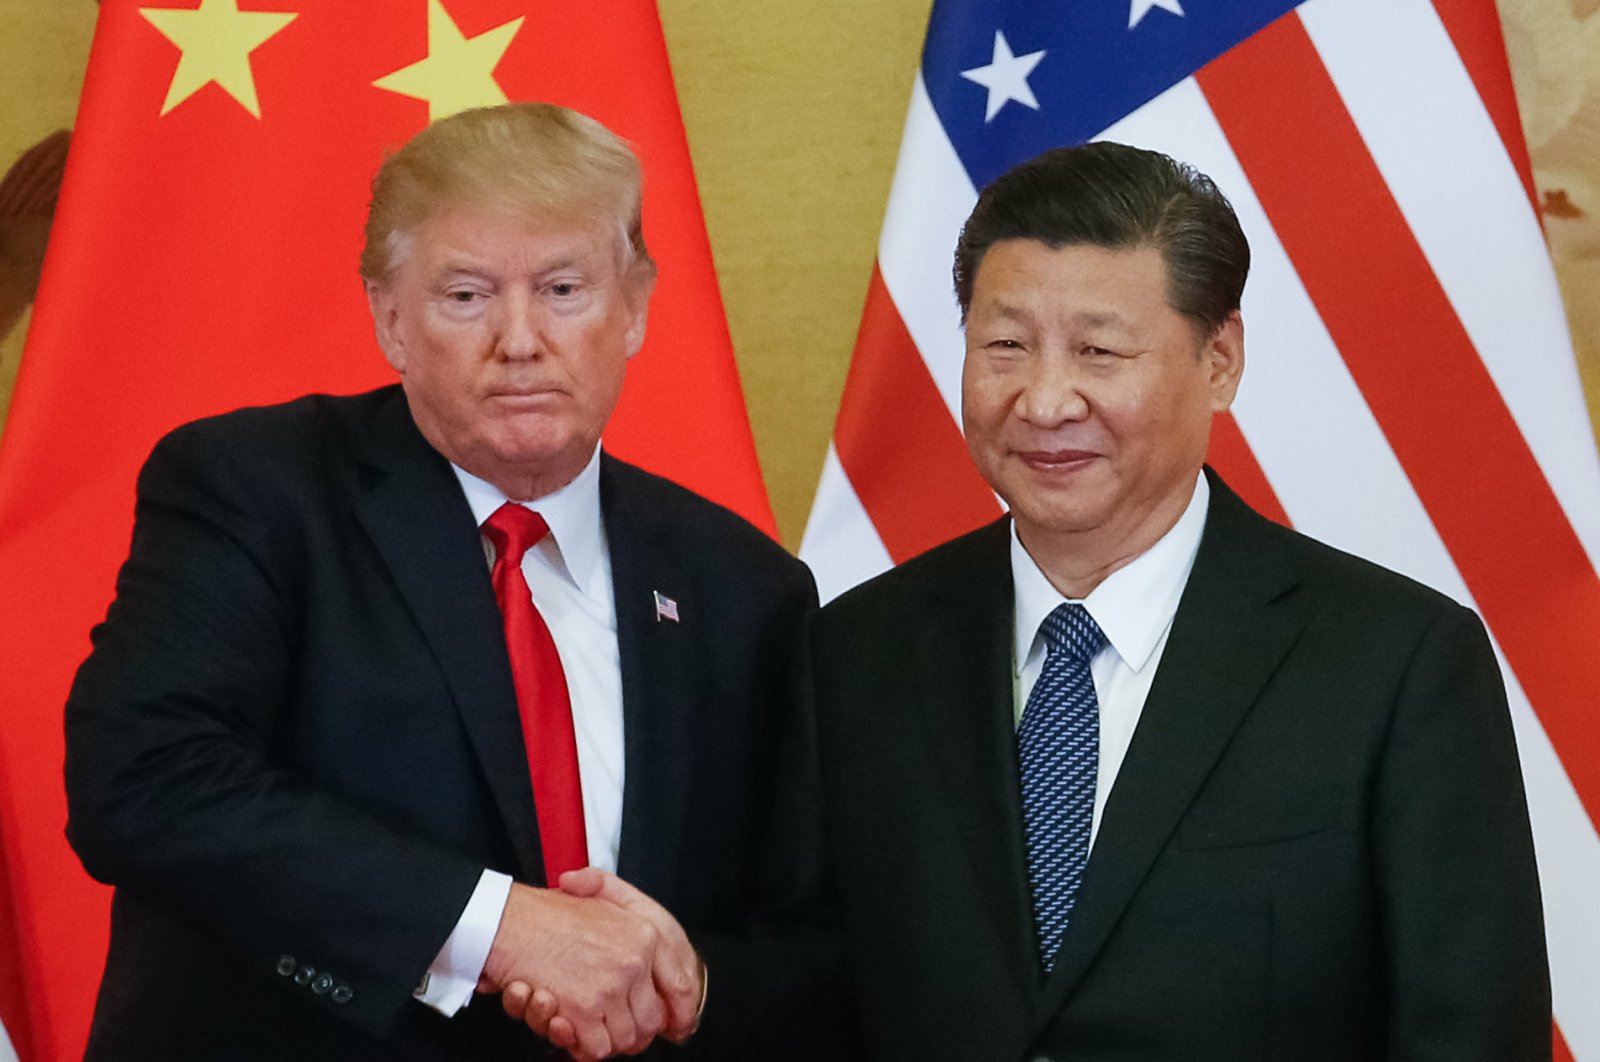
<box><xmin>953</xmin><ymin>141</ymin><xmax>1250</xmax><ymax>332</ymax></box>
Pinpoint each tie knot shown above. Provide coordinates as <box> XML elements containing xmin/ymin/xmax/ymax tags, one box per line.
<box><xmin>483</xmin><ymin>502</ymin><xmax>550</xmax><ymax>566</ymax></box>
<box><xmin>1039</xmin><ymin>603</ymin><xmax>1105</xmax><ymax>663</ymax></box>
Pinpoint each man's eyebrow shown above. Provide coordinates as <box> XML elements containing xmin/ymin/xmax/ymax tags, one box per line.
<box><xmin>533</xmin><ymin>256</ymin><xmax>587</xmax><ymax>276</ymax></box>
<box><xmin>432</xmin><ymin>261</ymin><xmax>492</xmax><ymax>280</ymax></box>
<box><xmin>429</xmin><ymin>252</ymin><xmax>603</xmax><ymax>284</ymax></box>
<box><xmin>980</xmin><ymin>299</ymin><xmax>1032</xmax><ymax>322</ymax></box>
<box><xmin>1076</xmin><ymin>309</ymin><xmax>1129</xmax><ymax>329</ymax></box>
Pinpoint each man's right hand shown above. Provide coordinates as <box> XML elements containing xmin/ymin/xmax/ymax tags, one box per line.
<box><xmin>555</xmin><ymin>867</ymin><xmax>705</xmax><ymax>1043</ymax></box>
<box><xmin>480</xmin><ymin>881</ymin><xmax>679</xmax><ymax>1060</ymax></box>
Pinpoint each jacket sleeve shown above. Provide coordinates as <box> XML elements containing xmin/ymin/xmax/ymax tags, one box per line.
<box><xmin>688</xmin><ymin>613</ymin><xmax>863</xmax><ymax>1061</ymax></box>
<box><xmin>1373</xmin><ymin>602</ymin><xmax>1551</xmax><ymax>1060</ymax></box>
<box><xmin>63</xmin><ymin>422</ymin><xmax>484</xmax><ymax>1039</ymax></box>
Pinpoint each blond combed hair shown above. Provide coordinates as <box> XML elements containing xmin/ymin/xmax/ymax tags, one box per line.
<box><xmin>359</xmin><ymin>102</ymin><xmax>652</xmax><ymax>282</ymax></box>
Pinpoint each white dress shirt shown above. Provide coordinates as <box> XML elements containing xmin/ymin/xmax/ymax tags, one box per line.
<box><xmin>417</xmin><ymin>448</ymin><xmax>625</xmax><ymax>1015</ymax></box>
<box><xmin>1012</xmin><ymin>473</ymin><xmax>1209</xmax><ymax>850</ymax></box>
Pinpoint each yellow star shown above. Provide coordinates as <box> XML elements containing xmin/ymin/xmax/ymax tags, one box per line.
<box><xmin>373</xmin><ymin>0</ymin><xmax>524</xmax><ymax>122</ymax></box>
<box><xmin>140</xmin><ymin>0</ymin><xmax>297</xmax><ymax>119</ymax></box>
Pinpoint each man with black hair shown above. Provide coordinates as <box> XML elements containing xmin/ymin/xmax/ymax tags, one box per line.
<box><xmin>774</xmin><ymin>141</ymin><xmax>1549</xmax><ymax>1062</ymax></box>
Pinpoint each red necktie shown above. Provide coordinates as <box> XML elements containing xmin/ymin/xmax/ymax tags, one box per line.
<box><xmin>483</xmin><ymin>503</ymin><xmax>588</xmax><ymax>883</ymax></box>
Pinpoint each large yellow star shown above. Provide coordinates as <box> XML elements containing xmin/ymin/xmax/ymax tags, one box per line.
<box><xmin>373</xmin><ymin>0</ymin><xmax>524</xmax><ymax>122</ymax></box>
<box><xmin>140</xmin><ymin>0</ymin><xmax>297</xmax><ymax>119</ymax></box>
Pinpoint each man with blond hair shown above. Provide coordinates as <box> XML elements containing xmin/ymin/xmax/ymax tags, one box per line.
<box><xmin>64</xmin><ymin>103</ymin><xmax>820</xmax><ymax>1061</ymax></box>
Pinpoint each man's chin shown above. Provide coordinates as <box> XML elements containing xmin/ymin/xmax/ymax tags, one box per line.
<box><xmin>481</xmin><ymin>435</ymin><xmax>596</xmax><ymax>493</ymax></box>
<box><xmin>1011</xmin><ymin>508</ymin><xmax>1107</xmax><ymax>541</ymax></box>
<box><xmin>1001</xmin><ymin>482</ymin><xmax>1112</xmax><ymax>541</ymax></box>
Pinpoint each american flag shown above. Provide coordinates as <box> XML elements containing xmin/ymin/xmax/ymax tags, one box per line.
<box><xmin>654</xmin><ymin>591</ymin><xmax>681</xmax><ymax>623</ymax></box>
<box><xmin>798</xmin><ymin>0</ymin><xmax>1600</xmax><ymax>1057</ymax></box>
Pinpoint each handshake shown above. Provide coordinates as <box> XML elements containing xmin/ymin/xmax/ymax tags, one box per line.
<box><xmin>477</xmin><ymin>867</ymin><xmax>706</xmax><ymax>1061</ymax></box>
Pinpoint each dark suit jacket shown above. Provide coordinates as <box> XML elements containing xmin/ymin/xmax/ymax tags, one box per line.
<box><xmin>783</xmin><ymin>471</ymin><xmax>1549</xmax><ymax>1062</ymax></box>
<box><xmin>64</xmin><ymin>385</ymin><xmax>817</xmax><ymax>1061</ymax></box>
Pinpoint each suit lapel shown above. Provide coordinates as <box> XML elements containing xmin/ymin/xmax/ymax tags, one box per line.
<box><xmin>348</xmin><ymin>389</ymin><xmax>544</xmax><ymax>882</ymax></box>
<box><xmin>1033</xmin><ymin>474</ymin><xmax>1306</xmax><ymax>1026</ymax></box>
<box><xmin>602</xmin><ymin>458</ymin><xmax>696</xmax><ymax>900</ymax></box>
<box><xmin>908</xmin><ymin>520</ymin><xmax>1041</xmax><ymax>1008</ymax></box>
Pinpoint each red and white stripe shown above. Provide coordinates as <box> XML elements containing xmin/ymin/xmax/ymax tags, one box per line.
<box><xmin>800</xmin><ymin>0</ymin><xmax>1600</xmax><ymax>1056</ymax></box>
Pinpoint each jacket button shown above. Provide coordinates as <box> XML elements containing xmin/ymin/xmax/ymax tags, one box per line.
<box><xmin>311</xmin><ymin>973</ymin><xmax>334</xmax><ymax>995</ymax></box>
<box><xmin>275</xmin><ymin>955</ymin><xmax>296</xmax><ymax>977</ymax></box>
<box><xmin>331</xmin><ymin>983</ymin><xmax>353</xmax><ymax>1005</ymax></box>
<box><xmin>293</xmin><ymin>966</ymin><xmax>315</xmax><ymax>987</ymax></box>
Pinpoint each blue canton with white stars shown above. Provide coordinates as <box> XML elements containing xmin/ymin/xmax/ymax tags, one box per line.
<box><xmin>921</xmin><ymin>0</ymin><xmax>1305</xmax><ymax>189</ymax></box>
<box><xmin>1019</xmin><ymin>602</ymin><xmax>1107</xmax><ymax>974</ymax></box>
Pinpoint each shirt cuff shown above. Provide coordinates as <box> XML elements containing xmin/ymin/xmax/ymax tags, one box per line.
<box><xmin>413</xmin><ymin>868</ymin><xmax>513</xmax><ymax>1017</ymax></box>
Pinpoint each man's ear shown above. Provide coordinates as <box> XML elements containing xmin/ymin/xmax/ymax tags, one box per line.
<box><xmin>366</xmin><ymin>279</ymin><xmax>405</xmax><ymax>373</ymax></box>
<box><xmin>1205</xmin><ymin>311</ymin><xmax>1245</xmax><ymax>413</ymax></box>
<box><xmin>623</xmin><ymin>263</ymin><xmax>657</xmax><ymax>359</ymax></box>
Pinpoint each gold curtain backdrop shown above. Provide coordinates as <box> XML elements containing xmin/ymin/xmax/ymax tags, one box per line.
<box><xmin>1</xmin><ymin>0</ymin><xmax>1596</xmax><ymax>548</ymax></box>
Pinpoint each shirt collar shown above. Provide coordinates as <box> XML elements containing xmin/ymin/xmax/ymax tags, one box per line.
<box><xmin>451</xmin><ymin>447</ymin><xmax>607</xmax><ymax>596</ymax></box>
<box><xmin>1012</xmin><ymin>472</ymin><xmax>1210</xmax><ymax>677</ymax></box>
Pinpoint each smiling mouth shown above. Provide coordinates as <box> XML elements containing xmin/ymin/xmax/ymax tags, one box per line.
<box><xmin>1016</xmin><ymin>449</ymin><xmax>1099</xmax><ymax>472</ymax></box>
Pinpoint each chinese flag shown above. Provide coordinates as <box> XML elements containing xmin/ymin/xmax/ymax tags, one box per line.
<box><xmin>0</xmin><ymin>838</ymin><xmax>27</xmax><ymax>1062</ymax></box>
<box><xmin>0</xmin><ymin>2</ymin><xmax>770</xmax><ymax>1058</ymax></box>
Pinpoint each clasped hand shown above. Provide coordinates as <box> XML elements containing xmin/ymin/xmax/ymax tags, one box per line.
<box><xmin>478</xmin><ymin>868</ymin><xmax>704</xmax><ymax>1060</ymax></box>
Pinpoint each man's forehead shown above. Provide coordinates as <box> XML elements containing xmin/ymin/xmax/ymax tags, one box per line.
<box><xmin>976</xmin><ymin>240</ymin><xmax>1167</xmax><ymax>293</ymax></box>
<box><xmin>975</xmin><ymin>295</ymin><xmax>1139</xmax><ymax>334</ymax></box>
<box><xmin>392</xmin><ymin>208</ymin><xmax>628</xmax><ymax>274</ymax></box>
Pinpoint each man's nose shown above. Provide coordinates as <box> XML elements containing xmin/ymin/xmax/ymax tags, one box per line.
<box><xmin>1016</xmin><ymin>354</ymin><xmax>1089</xmax><ymax>426</ymax></box>
<box><xmin>494</xmin><ymin>291</ymin><xmax>542</xmax><ymax>361</ymax></box>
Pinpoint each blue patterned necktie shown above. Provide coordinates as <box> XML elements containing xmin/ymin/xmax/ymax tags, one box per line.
<box><xmin>1020</xmin><ymin>602</ymin><xmax>1106</xmax><ymax>974</ymax></box>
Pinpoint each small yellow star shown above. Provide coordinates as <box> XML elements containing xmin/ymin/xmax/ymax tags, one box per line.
<box><xmin>373</xmin><ymin>0</ymin><xmax>524</xmax><ymax>122</ymax></box>
<box><xmin>140</xmin><ymin>0</ymin><xmax>298</xmax><ymax>119</ymax></box>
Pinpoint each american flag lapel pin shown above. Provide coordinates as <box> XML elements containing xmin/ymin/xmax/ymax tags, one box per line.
<box><xmin>653</xmin><ymin>590</ymin><xmax>680</xmax><ymax>623</ymax></box>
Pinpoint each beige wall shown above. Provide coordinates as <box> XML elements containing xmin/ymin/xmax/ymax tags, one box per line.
<box><xmin>1499</xmin><ymin>0</ymin><xmax>1600</xmax><ymax>464</ymax></box>
<box><xmin>658</xmin><ymin>0</ymin><xmax>935</xmax><ymax>546</ymax></box>
<box><xmin>0</xmin><ymin>6</ymin><xmax>95</xmax><ymax>451</ymax></box>
<box><xmin>1</xmin><ymin>0</ymin><xmax>1596</xmax><ymax>548</ymax></box>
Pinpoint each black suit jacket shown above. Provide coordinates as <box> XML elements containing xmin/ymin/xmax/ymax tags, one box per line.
<box><xmin>64</xmin><ymin>386</ymin><xmax>816</xmax><ymax>1061</ymax></box>
<box><xmin>783</xmin><ymin>471</ymin><xmax>1548</xmax><ymax>1062</ymax></box>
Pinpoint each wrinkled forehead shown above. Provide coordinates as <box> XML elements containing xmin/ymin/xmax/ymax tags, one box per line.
<box><xmin>382</xmin><ymin>202</ymin><xmax>638</xmax><ymax>277</ymax></box>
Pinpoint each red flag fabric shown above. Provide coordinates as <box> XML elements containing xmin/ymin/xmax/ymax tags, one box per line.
<box><xmin>0</xmin><ymin>830</ymin><xmax>27</xmax><ymax>1062</ymax></box>
<box><xmin>800</xmin><ymin>0</ymin><xmax>1600</xmax><ymax>1056</ymax></box>
<box><xmin>0</xmin><ymin>1</ymin><xmax>769</xmax><ymax>1058</ymax></box>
